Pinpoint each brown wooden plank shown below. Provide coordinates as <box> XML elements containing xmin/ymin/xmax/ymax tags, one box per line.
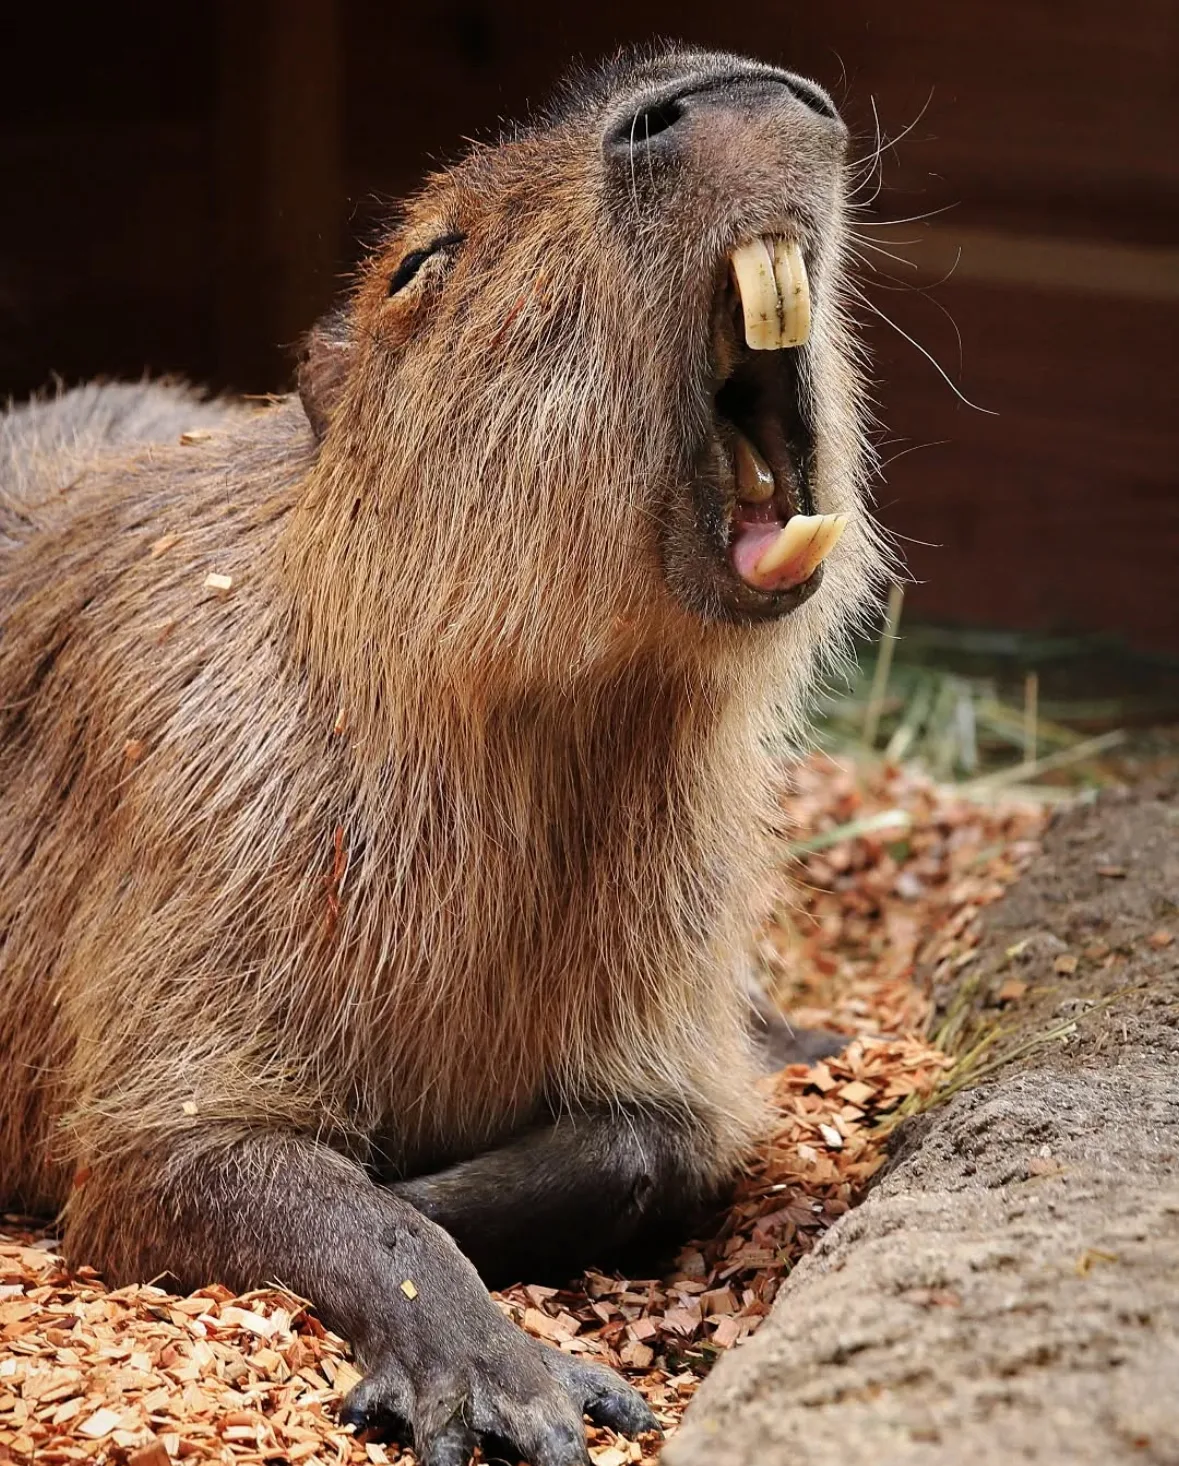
<box><xmin>864</xmin><ymin>276</ymin><xmax>1178</xmax><ymax>649</ymax></box>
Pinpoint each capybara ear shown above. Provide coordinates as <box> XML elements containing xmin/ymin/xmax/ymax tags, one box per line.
<box><xmin>297</xmin><ymin>308</ymin><xmax>354</xmax><ymax>440</ymax></box>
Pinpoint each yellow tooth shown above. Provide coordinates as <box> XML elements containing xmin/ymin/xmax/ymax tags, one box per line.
<box><xmin>772</xmin><ymin>239</ymin><xmax>811</xmax><ymax>347</ymax></box>
<box><xmin>754</xmin><ymin>513</ymin><xmax>848</xmax><ymax>585</ymax></box>
<box><xmin>734</xmin><ymin>433</ymin><xmax>776</xmax><ymax>503</ymax></box>
<box><xmin>729</xmin><ymin>238</ymin><xmax>782</xmax><ymax>350</ymax></box>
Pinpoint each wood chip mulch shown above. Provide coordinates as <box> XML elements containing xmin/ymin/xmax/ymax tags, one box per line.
<box><xmin>0</xmin><ymin>755</ymin><xmax>1046</xmax><ymax>1466</ymax></box>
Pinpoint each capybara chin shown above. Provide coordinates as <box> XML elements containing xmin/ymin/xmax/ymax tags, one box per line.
<box><xmin>0</xmin><ymin>44</ymin><xmax>887</xmax><ymax>1465</ymax></box>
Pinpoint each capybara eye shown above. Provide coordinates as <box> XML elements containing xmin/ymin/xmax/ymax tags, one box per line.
<box><xmin>387</xmin><ymin>232</ymin><xmax>465</xmax><ymax>296</ymax></box>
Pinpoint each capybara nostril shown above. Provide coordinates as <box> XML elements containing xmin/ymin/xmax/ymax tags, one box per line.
<box><xmin>778</xmin><ymin>70</ymin><xmax>840</xmax><ymax>121</ymax></box>
<box><xmin>607</xmin><ymin>96</ymin><xmax>686</xmax><ymax>155</ymax></box>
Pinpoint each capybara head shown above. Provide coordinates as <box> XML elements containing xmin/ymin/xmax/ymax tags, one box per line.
<box><xmin>291</xmin><ymin>45</ymin><xmax>887</xmax><ymax>708</ymax></box>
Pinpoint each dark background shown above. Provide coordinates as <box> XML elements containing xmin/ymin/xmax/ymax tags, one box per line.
<box><xmin>3</xmin><ymin>2</ymin><xmax>1176</xmax><ymax>651</ymax></box>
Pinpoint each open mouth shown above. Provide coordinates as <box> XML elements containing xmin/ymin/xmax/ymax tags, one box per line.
<box><xmin>710</xmin><ymin>236</ymin><xmax>847</xmax><ymax>601</ymax></box>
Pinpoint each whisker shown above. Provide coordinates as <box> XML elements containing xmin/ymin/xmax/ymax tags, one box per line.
<box><xmin>847</xmin><ymin>238</ymin><xmax>921</xmax><ymax>272</ymax></box>
<box><xmin>852</xmin><ymin>274</ymin><xmax>942</xmax><ymax>294</ymax></box>
<box><xmin>845</xmin><ymin>237</ymin><xmax>968</xmax><ymax>377</ymax></box>
<box><xmin>848</xmin><ymin>244</ymin><xmax>967</xmax><ymax>362</ymax></box>
<box><xmin>851</xmin><ymin>292</ymin><xmax>996</xmax><ymax>415</ymax></box>
<box><xmin>910</xmin><ymin>284</ymin><xmax>965</xmax><ymax>376</ymax></box>
<box><xmin>850</xmin><ymin>203</ymin><xmax>960</xmax><ymax>228</ymax></box>
<box><xmin>847</xmin><ymin>99</ymin><xmax>887</xmax><ymax>208</ymax></box>
<box><xmin>877</xmin><ymin>438</ymin><xmax>952</xmax><ymax>471</ymax></box>
<box><xmin>846</xmin><ymin>99</ymin><xmax>885</xmax><ymax>184</ymax></box>
<box><xmin>874</xmin><ymin>88</ymin><xmax>936</xmax><ymax>158</ymax></box>
<box><xmin>851</xmin><ymin>232</ymin><xmax>926</xmax><ymax>246</ymax></box>
<box><xmin>917</xmin><ymin>248</ymin><xmax>965</xmax><ymax>292</ymax></box>
<box><xmin>868</xmin><ymin>516</ymin><xmax>945</xmax><ymax>550</ymax></box>
<box><xmin>847</xmin><ymin>89</ymin><xmax>938</xmax><ymax>210</ymax></box>
<box><xmin>628</xmin><ymin>111</ymin><xmax>640</xmax><ymax>215</ymax></box>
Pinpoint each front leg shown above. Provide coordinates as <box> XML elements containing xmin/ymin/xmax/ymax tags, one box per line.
<box><xmin>66</xmin><ymin>1132</ymin><xmax>655</xmax><ymax>1466</ymax></box>
<box><xmin>389</xmin><ymin>1103</ymin><xmax>724</xmax><ymax>1286</ymax></box>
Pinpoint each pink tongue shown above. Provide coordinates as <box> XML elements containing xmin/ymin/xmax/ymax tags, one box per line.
<box><xmin>730</xmin><ymin>521</ymin><xmax>784</xmax><ymax>588</ymax></box>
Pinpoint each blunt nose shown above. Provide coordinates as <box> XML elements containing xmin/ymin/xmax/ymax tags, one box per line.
<box><xmin>603</xmin><ymin>66</ymin><xmax>842</xmax><ymax>159</ymax></box>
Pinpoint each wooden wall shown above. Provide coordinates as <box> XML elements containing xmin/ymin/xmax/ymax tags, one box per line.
<box><xmin>2</xmin><ymin>2</ymin><xmax>1176</xmax><ymax>650</ymax></box>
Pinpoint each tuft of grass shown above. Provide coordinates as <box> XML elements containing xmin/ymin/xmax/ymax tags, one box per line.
<box><xmin>815</xmin><ymin>608</ymin><xmax>1178</xmax><ymax>792</ymax></box>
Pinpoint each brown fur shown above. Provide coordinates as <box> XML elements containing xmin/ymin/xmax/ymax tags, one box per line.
<box><xmin>0</xmin><ymin>48</ymin><xmax>888</xmax><ymax>1284</ymax></box>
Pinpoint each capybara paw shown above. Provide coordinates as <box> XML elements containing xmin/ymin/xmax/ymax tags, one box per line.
<box><xmin>338</xmin><ymin>1331</ymin><xmax>612</xmax><ymax>1466</ymax></box>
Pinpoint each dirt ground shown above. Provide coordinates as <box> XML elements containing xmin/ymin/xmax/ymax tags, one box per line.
<box><xmin>668</xmin><ymin>780</ymin><xmax>1179</xmax><ymax>1466</ymax></box>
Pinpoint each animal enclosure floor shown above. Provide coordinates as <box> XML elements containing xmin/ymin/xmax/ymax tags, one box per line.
<box><xmin>0</xmin><ymin>756</ymin><xmax>1046</xmax><ymax>1466</ymax></box>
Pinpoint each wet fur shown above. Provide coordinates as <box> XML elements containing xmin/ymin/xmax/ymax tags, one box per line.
<box><xmin>0</xmin><ymin>48</ymin><xmax>888</xmax><ymax>1281</ymax></box>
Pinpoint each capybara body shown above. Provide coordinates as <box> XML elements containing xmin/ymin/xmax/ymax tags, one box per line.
<box><xmin>1</xmin><ymin>46</ymin><xmax>886</xmax><ymax>1463</ymax></box>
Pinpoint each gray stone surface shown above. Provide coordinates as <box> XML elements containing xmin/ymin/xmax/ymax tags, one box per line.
<box><xmin>668</xmin><ymin>785</ymin><xmax>1179</xmax><ymax>1466</ymax></box>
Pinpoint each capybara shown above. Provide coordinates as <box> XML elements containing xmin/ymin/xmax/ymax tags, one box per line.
<box><xmin>0</xmin><ymin>45</ymin><xmax>886</xmax><ymax>1466</ymax></box>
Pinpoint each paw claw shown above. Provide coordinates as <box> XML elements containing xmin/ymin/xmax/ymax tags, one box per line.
<box><xmin>588</xmin><ymin>1387</ymin><xmax>660</xmax><ymax>1437</ymax></box>
<box><xmin>339</xmin><ymin>1376</ymin><xmax>413</xmax><ymax>1442</ymax></box>
<box><xmin>528</xmin><ymin>1418</ymin><xmax>591</xmax><ymax>1466</ymax></box>
<box><xmin>420</xmin><ymin>1418</ymin><xmax>477</xmax><ymax>1466</ymax></box>
<box><xmin>337</xmin><ymin>1403</ymin><xmax>366</xmax><ymax>1430</ymax></box>
<box><xmin>338</xmin><ymin>1382</ymin><xmax>377</xmax><ymax>1432</ymax></box>
<box><xmin>542</xmin><ymin>1353</ymin><xmax>658</xmax><ymax>1438</ymax></box>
